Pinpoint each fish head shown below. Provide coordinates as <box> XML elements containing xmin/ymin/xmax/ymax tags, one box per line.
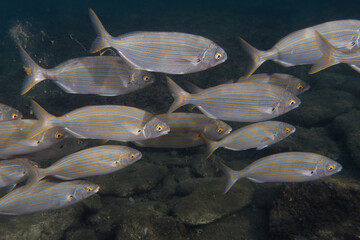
<box><xmin>203</xmin><ymin>119</ymin><xmax>232</xmax><ymax>141</ymax></box>
<box><xmin>288</xmin><ymin>76</ymin><xmax>310</xmax><ymax>95</ymax></box>
<box><xmin>0</xmin><ymin>106</ymin><xmax>23</xmax><ymax>121</ymax></box>
<box><xmin>30</xmin><ymin>127</ymin><xmax>69</xmax><ymax>148</ymax></box>
<box><xmin>70</xmin><ymin>180</ymin><xmax>100</xmax><ymax>202</ymax></box>
<box><xmin>316</xmin><ymin>158</ymin><xmax>343</xmax><ymax>178</ymax></box>
<box><xmin>142</xmin><ymin>117</ymin><xmax>170</xmax><ymax>139</ymax></box>
<box><xmin>276</xmin><ymin>122</ymin><xmax>296</xmax><ymax>139</ymax></box>
<box><xmin>113</xmin><ymin>146</ymin><xmax>142</xmax><ymax>167</ymax></box>
<box><xmin>131</xmin><ymin>71</ymin><xmax>155</xmax><ymax>87</ymax></box>
<box><xmin>202</xmin><ymin>43</ymin><xmax>227</xmax><ymax>68</ymax></box>
<box><xmin>278</xmin><ymin>92</ymin><xmax>301</xmax><ymax>114</ymax></box>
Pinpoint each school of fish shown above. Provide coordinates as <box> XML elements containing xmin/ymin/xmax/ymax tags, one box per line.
<box><xmin>0</xmin><ymin>8</ymin><xmax>349</xmax><ymax>215</ymax></box>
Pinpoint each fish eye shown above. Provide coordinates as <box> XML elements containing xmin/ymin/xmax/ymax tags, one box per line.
<box><xmin>86</xmin><ymin>187</ymin><xmax>93</xmax><ymax>192</ymax></box>
<box><xmin>214</xmin><ymin>52</ymin><xmax>222</xmax><ymax>60</ymax></box>
<box><xmin>297</xmin><ymin>84</ymin><xmax>303</xmax><ymax>90</ymax></box>
<box><xmin>143</xmin><ymin>75</ymin><xmax>150</xmax><ymax>82</ymax></box>
<box><xmin>77</xmin><ymin>140</ymin><xmax>84</xmax><ymax>145</ymax></box>
<box><xmin>55</xmin><ymin>131</ymin><xmax>63</xmax><ymax>139</ymax></box>
<box><xmin>328</xmin><ymin>165</ymin><xmax>335</xmax><ymax>171</ymax></box>
<box><xmin>217</xmin><ymin>127</ymin><xmax>224</xmax><ymax>133</ymax></box>
<box><xmin>36</xmin><ymin>140</ymin><xmax>41</xmax><ymax>145</ymax></box>
<box><xmin>12</xmin><ymin>113</ymin><xmax>18</xmax><ymax>119</ymax></box>
<box><xmin>289</xmin><ymin>99</ymin><xmax>296</xmax><ymax>105</ymax></box>
<box><xmin>285</xmin><ymin>127</ymin><xmax>291</xmax><ymax>133</ymax></box>
<box><xmin>67</xmin><ymin>195</ymin><xmax>74</xmax><ymax>200</ymax></box>
<box><xmin>129</xmin><ymin>153</ymin><xmax>135</xmax><ymax>159</ymax></box>
<box><xmin>156</xmin><ymin>125</ymin><xmax>163</xmax><ymax>131</ymax></box>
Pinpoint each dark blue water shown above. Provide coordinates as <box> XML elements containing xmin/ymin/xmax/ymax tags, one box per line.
<box><xmin>1</xmin><ymin>1</ymin><xmax>360</xmax><ymax>239</ymax></box>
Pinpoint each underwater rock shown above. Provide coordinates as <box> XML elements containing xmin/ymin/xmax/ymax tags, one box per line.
<box><xmin>281</xmin><ymin>89</ymin><xmax>357</xmax><ymax>127</ymax></box>
<box><xmin>64</xmin><ymin>227</ymin><xmax>97</xmax><ymax>240</ymax></box>
<box><xmin>269</xmin><ymin>177</ymin><xmax>360</xmax><ymax>240</ymax></box>
<box><xmin>189</xmin><ymin>207</ymin><xmax>268</xmax><ymax>240</ymax></box>
<box><xmin>332</xmin><ymin>109</ymin><xmax>360</xmax><ymax>168</ymax></box>
<box><xmin>264</xmin><ymin>126</ymin><xmax>341</xmax><ymax>161</ymax></box>
<box><xmin>171</xmin><ymin>177</ymin><xmax>254</xmax><ymax>225</ymax></box>
<box><xmin>82</xmin><ymin>194</ymin><xmax>103</xmax><ymax>211</ymax></box>
<box><xmin>0</xmin><ymin>205</ymin><xmax>83</xmax><ymax>240</ymax></box>
<box><xmin>89</xmin><ymin>162</ymin><xmax>169</xmax><ymax>197</ymax></box>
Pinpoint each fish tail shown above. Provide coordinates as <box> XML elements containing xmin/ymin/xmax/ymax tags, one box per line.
<box><xmin>200</xmin><ymin>133</ymin><xmax>220</xmax><ymax>159</ymax></box>
<box><xmin>89</xmin><ymin>8</ymin><xmax>112</xmax><ymax>53</ymax></box>
<box><xmin>238</xmin><ymin>37</ymin><xmax>275</xmax><ymax>78</ymax></box>
<box><xmin>166</xmin><ymin>76</ymin><xmax>191</xmax><ymax>113</ymax></box>
<box><xmin>221</xmin><ymin>162</ymin><xmax>244</xmax><ymax>194</ymax></box>
<box><xmin>18</xmin><ymin>45</ymin><xmax>47</xmax><ymax>95</ymax></box>
<box><xmin>309</xmin><ymin>31</ymin><xmax>339</xmax><ymax>74</ymax></box>
<box><xmin>183</xmin><ymin>80</ymin><xmax>204</xmax><ymax>94</ymax></box>
<box><xmin>27</xmin><ymin>99</ymin><xmax>55</xmax><ymax>139</ymax></box>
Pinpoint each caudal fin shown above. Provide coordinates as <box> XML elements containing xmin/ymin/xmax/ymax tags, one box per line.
<box><xmin>27</xmin><ymin>100</ymin><xmax>56</xmax><ymax>139</ymax></box>
<box><xmin>18</xmin><ymin>45</ymin><xmax>47</xmax><ymax>95</ymax></box>
<box><xmin>183</xmin><ymin>80</ymin><xmax>204</xmax><ymax>94</ymax></box>
<box><xmin>221</xmin><ymin>162</ymin><xmax>244</xmax><ymax>194</ymax></box>
<box><xmin>200</xmin><ymin>133</ymin><xmax>220</xmax><ymax>159</ymax></box>
<box><xmin>309</xmin><ymin>31</ymin><xmax>339</xmax><ymax>74</ymax></box>
<box><xmin>89</xmin><ymin>8</ymin><xmax>112</xmax><ymax>53</ymax></box>
<box><xmin>238</xmin><ymin>37</ymin><xmax>275</xmax><ymax>78</ymax></box>
<box><xmin>166</xmin><ymin>77</ymin><xmax>191</xmax><ymax>113</ymax></box>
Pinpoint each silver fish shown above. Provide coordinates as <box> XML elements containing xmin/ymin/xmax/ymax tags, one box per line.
<box><xmin>204</xmin><ymin>121</ymin><xmax>295</xmax><ymax>158</ymax></box>
<box><xmin>0</xmin><ymin>120</ymin><xmax>68</xmax><ymax>159</ymax></box>
<box><xmin>0</xmin><ymin>159</ymin><xmax>38</xmax><ymax>188</ymax></box>
<box><xmin>240</xmin><ymin>20</ymin><xmax>360</xmax><ymax>77</ymax></box>
<box><xmin>27</xmin><ymin>100</ymin><xmax>170</xmax><ymax>142</ymax></box>
<box><xmin>38</xmin><ymin>145</ymin><xmax>142</xmax><ymax>180</ymax></box>
<box><xmin>22</xmin><ymin>138</ymin><xmax>89</xmax><ymax>161</ymax></box>
<box><xmin>184</xmin><ymin>73</ymin><xmax>310</xmax><ymax>96</ymax></box>
<box><xmin>0</xmin><ymin>103</ymin><xmax>22</xmax><ymax>121</ymax></box>
<box><xmin>167</xmin><ymin>77</ymin><xmax>300</xmax><ymax>122</ymax></box>
<box><xmin>134</xmin><ymin>113</ymin><xmax>232</xmax><ymax>148</ymax></box>
<box><xmin>19</xmin><ymin>45</ymin><xmax>155</xmax><ymax>95</ymax></box>
<box><xmin>0</xmin><ymin>179</ymin><xmax>99</xmax><ymax>215</ymax></box>
<box><xmin>89</xmin><ymin>9</ymin><xmax>227</xmax><ymax>74</ymax></box>
<box><xmin>310</xmin><ymin>31</ymin><xmax>360</xmax><ymax>74</ymax></box>
<box><xmin>222</xmin><ymin>152</ymin><xmax>342</xmax><ymax>193</ymax></box>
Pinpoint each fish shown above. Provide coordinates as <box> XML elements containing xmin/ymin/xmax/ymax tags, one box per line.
<box><xmin>0</xmin><ymin>179</ymin><xmax>99</xmax><ymax>215</ymax></box>
<box><xmin>133</xmin><ymin>113</ymin><xmax>232</xmax><ymax>148</ymax></box>
<box><xmin>222</xmin><ymin>152</ymin><xmax>342</xmax><ymax>193</ymax></box>
<box><xmin>0</xmin><ymin>158</ymin><xmax>39</xmax><ymax>188</ymax></box>
<box><xmin>0</xmin><ymin>120</ymin><xmax>68</xmax><ymax>159</ymax></box>
<box><xmin>37</xmin><ymin>145</ymin><xmax>142</xmax><ymax>180</ymax></box>
<box><xmin>203</xmin><ymin>121</ymin><xmax>296</xmax><ymax>158</ymax></box>
<box><xmin>89</xmin><ymin>9</ymin><xmax>227</xmax><ymax>74</ymax></box>
<box><xmin>0</xmin><ymin>103</ymin><xmax>22</xmax><ymax>121</ymax></box>
<box><xmin>19</xmin><ymin>45</ymin><xmax>155</xmax><ymax>95</ymax></box>
<box><xmin>239</xmin><ymin>20</ymin><xmax>360</xmax><ymax>77</ymax></box>
<box><xmin>22</xmin><ymin>138</ymin><xmax>89</xmax><ymax>161</ymax></box>
<box><xmin>27</xmin><ymin>100</ymin><xmax>170</xmax><ymax>142</ymax></box>
<box><xmin>184</xmin><ymin>73</ymin><xmax>310</xmax><ymax>96</ymax></box>
<box><xmin>310</xmin><ymin>31</ymin><xmax>360</xmax><ymax>74</ymax></box>
<box><xmin>167</xmin><ymin>77</ymin><xmax>300</xmax><ymax>122</ymax></box>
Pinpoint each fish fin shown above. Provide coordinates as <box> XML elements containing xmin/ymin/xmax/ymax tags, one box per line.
<box><xmin>200</xmin><ymin>133</ymin><xmax>220</xmax><ymax>159</ymax></box>
<box><xmin>53</xmin><ymin>81</ymin><xmax>78</xmax><ymax>94</ymax></box>
<box><xmin>238</xmin><ymin>37</ymin><xmax>276</xmax><ymax>78</ymax></box>
<box><xmin>27</xmin><ymin>100</ymin><xmax>56</xmax><ymax>139</ymax></box>
<box><xmin>221</xmin><ymin>162</ymin><xmax>243</xmax><ymax>194</ymax></box>
<box><xmin>88</xmin><ymin>8</ymin><xmax>112</xmax><ymax>53</ymax></box>
<box><xmin>133</xmin><ymin>141</ymin><xmax>145</xmax><ymax>147</ymax></box>
<box><xmin>309</xmin><ymin>31</ymin><xmax>339</xmax><ymax>74</ymax></box>
<box><xmin>2</xmin><ymin>184</ymin><xmax>17</xmax><ymax>193</ymax></box>
<box><xmin>272</xmin><ymin>59</ymin><xmax>295</xmax><ymax>67</ymax></box>
<box><xmin>349</xmin><ymin>64</ymin><xmax>360</xmax><ymax>73</ymax></box>
<box><xmin>99</xmin><ymin>139</ymin><xmax>110</xmax><ymax>145</ymax></box>
<box><xmin>297</xmin><ymin>169</ymin><xmax>315</xmax><ymax>176</ymax></box>
<box><xmin>183</xmin><ymin>80</ymin><xmax>204</xmax><ymax>94</ymax></box>
<box><xmin>17</xmin><ymin>139</ymin><xmax>43</xmax><ymax>147</ymax></box>
<box><xmin>166</xmin><ymin>77</ymin><xmax>191</xmax><ymax>113</ymax></box>
<box><xmin>196</xmin><ymin>106</ymin><xmax>218</xmax><ymax>119</ymax></box>
<box><xmin>63</xmin><ymin>127</ymin><xmax>87</xmax><ymax>139</ymax></box>
<box><xmin>18</xmin><ymin>45</ymin><xmax>47</xmax><ymax>95</ymax></box>
<box><xmin>256</xmin><ymin>145</ymin><xmax>268</xmax><ymax>150</ymax></box>
<box><xmin>247</xmin><ymin>177</ymin><xmax>264</xmax><ymax>183</ymax></box>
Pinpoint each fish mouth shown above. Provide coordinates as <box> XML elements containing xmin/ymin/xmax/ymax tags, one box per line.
<box><xmin>225</xmin><ymin>127</ymin><xmax>232</xmax><ymax>134</ymax></box>
<box><xmin>94</xmin><ymin>185</ymin><xmax>100</xmax><ymax>193</ymax></box>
